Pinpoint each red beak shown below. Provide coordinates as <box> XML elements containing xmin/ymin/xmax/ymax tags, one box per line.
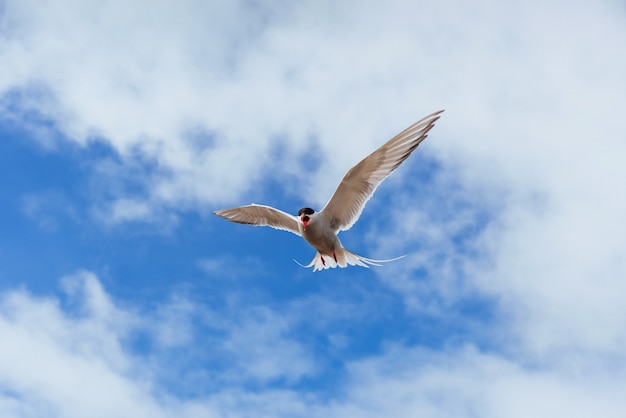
<box><xmin>301</xmin><ymin>215</ymin><xmax>310</xmax><ymax>231</ymax></box>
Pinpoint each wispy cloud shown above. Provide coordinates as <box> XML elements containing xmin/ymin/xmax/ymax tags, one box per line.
<box><xmin>0</xmin><ymin>271</ymin><xmax>312</xmax><ymax>415</ymax></box>
<box><xmin>330</xmin><ymin>344</ymin><xmax>626</xmax><ymax>418</ymax></box>
<box><xmin>0</xmin><ymin>271</ymin><xmax>162</xmax><ymax>417</ymax></box>
<box><xmin>2</xmin><ymin>0</ymin><xmax>622</xmax><ymax>221</ymax></box>
<box><xmin>2</xmin><ymin>272</ymin><xmax>626</xmax><ymax>417</ymax></box>
<box><xmin>21</xmin><ymin>190</ymin><xmax>79</xmax><ymax>232</ymax></box>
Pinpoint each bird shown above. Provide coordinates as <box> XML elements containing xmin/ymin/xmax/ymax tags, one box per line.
<box><xmin>214</xmin><ymin>110</ymin><xmax>444</xmax><ymax>272</ymax></box>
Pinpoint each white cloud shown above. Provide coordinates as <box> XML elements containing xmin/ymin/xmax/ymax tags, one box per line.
<box><xmin>0</xmin><ymin>272</ymin><xmax>320</xmax><ymax>416</ymax></box>
<box><xmin>327</xmin><ymin>345</ymin><xmax>626</xmax><ymax>418</ymax></box>
<box><xmin>218</xmin><ymin>306</ymin><xmax>316</xmax><ymax>383</ymax></box>
<box><xmin>0</xmin><ymin>0</ymin><xmax>453</xmax><ymax>214</ymax></box>
<box><xmin>150</xmin><ymin>295</ymin><xmax>196</xmax><ymax>348</ymax></box>
<box><xmin>1</xmin><ymin>272</ymin><xmax>626</xmax><ymax>417</ymax></box>
<box><xmin>197</xmin><ymin>254</ymin><xmax>267</xmax><ymax>279</ymax></box>
<box><xmin>1</xmin><ymin>0</ymin><xmax>623</xmax><ymax>221</ymax></box>
<box><xmin>0</xmin><ymin>271</ymin><xmax>167</xmax><ymax>418</ymax></box>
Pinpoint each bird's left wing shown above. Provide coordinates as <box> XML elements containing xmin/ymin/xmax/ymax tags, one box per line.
<box><xmin>320</xmin><ymin>110</ymin><xmax>444</xmax><ymax>233</ymax></box>
<box><xmin>213</xmin><ymin>204</ymin><xmax>301</xmax><ymax>236</ymax></box>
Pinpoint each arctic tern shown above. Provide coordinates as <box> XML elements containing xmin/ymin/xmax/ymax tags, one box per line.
<box><xmin>214</xmin><ymin>110</ymin><xmax>444</xmax><ymax>272</ymax></box>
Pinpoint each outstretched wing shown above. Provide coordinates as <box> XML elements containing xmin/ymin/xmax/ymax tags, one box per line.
<box><xmin>214</xmin><ymin>204</ymin><xmax>301</xmax><ymax>236</ymax></box>
<box><xmin>320</xmin><ymin>110</ymin><xmax>444</xmax><ymax>233</ymax></box>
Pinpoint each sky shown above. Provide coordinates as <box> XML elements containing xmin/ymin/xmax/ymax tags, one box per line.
<box><xmin>1</xmin><ymin>0</ymin><xmax>626</xmax><ymax>416</ymax></box>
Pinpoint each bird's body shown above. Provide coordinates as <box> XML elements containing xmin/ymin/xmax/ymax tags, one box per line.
<box><xmin>298</xmin><ymin>211</ymin><xmax>339</xmax><ymax>256</ymax></box>
<box><xmin>214</xmin><ymin>110</ymin><xmax>444</xmax><ymax>272</ymax></box>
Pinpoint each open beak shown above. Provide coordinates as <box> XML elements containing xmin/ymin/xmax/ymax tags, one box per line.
<box><xmin>301</xmin><ymin>215</ymin><xmax>310</xmax><ymax>231</ymax></box>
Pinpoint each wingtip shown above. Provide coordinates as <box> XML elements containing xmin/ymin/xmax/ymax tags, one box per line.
<box><xmin>432</xmin><ymin>109</ymin><xmax>445</xmax><ymax>120</ymax></box>
<box><xmin>428</xmin><ymin>109</ymin><xmax>445</xmax><ymax>121</ymax></box>
<box><xmin>213</xmin><ymin>209</ymin><xmax>226</xmax><ymax>217</ymax></box>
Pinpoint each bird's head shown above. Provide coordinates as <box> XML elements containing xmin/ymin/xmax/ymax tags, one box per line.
<box><xmin>297</xmin><ymin>207</ymin><xmax>315</xmax><ymax>230</ymax></box>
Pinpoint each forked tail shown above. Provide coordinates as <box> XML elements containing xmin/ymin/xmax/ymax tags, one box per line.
<box><xmin>294</xmin><ymin>247</ymin><xmax>405</xmax><ymax>272</ymax></box>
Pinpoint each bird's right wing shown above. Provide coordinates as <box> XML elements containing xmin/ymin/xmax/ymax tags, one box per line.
<box><xmin>213</xmin><ymin>204</ymin><xmax>301</xmax><ymax>236</ymax></box>
<box><xmin>320</xmin><ymin>110</ymin><xmax>444</xmax><ymax>233</ymax></box>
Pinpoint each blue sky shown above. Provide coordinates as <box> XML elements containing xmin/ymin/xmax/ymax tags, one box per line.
<box><xmin>1</xmin><ymin>0</ymin><xmax>626</xmax><ymax>417</ymax></box>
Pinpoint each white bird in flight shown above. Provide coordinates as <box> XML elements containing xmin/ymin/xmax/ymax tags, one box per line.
<box><xmin>214</xmin><ymin>110</ymin><xmax>444</xmax><ymax>272</ymax></box>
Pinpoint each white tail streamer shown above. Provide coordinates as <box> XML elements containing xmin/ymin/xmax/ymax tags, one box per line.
<box><xmin>294</xmin><ymin>248</ymin><xmax>405</xmax><ymax>272</ymax></box>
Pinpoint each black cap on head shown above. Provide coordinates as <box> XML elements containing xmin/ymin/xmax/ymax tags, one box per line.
<box><xmin>298</xmin><ymin>207</ymin><xmax>315</xmax><ymax>216</ymax></box>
